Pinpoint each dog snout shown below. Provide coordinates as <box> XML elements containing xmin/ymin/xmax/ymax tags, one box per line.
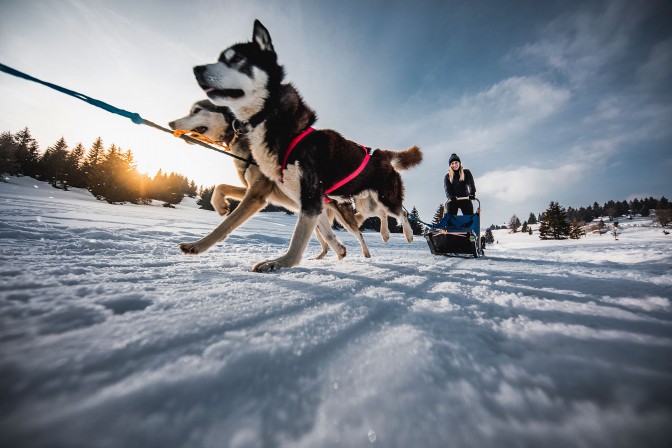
<box><xmin>194</xmin><ymin>65</ymin><xmax>207</xmax><ymax>77</ymax></box>
<box><xmin>193</xmin><ymin>65</ymin><xmax>210</xmax><ymax>90</ymax></box>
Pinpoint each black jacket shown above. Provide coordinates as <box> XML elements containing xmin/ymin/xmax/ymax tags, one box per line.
<box><xmin>444</xmin><ymin>169</ymin><xmax>476</xmax><ymax>198</ymax></box>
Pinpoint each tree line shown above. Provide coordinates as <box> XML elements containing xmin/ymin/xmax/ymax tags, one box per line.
<box><xmin>503</xmin><ymin>198</ymin><xmax>671</xmax><ymax>241</ymax></box>
<box><xmin>0</xmin><ymin>127</ymin><xmax>199</xmax><ymax>206</ymax></box>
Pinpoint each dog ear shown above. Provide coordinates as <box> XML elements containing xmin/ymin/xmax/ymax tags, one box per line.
<box><xmin>253</xmin><ymin>19</ymin><xmax>274</xmax><ymax>52</ymax></box>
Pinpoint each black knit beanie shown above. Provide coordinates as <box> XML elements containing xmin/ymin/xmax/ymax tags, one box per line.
<box><xmin>449</xmin><ymin>153</ymin><xmax>461</xmax><ymax>164</ymax></box>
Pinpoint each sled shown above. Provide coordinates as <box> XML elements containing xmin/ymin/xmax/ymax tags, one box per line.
<box><xmin>424</xmin><ymin>197</ymin><xmax>485</xmax><ymax>258</ymax></box>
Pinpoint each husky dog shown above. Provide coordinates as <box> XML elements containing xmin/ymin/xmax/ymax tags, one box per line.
<box><xmin>170</xmin><ymin>99</ymin><xmax>401</xmax><ymax>244</ymax></box>
<box><xmin>193</xmin><ymin>20</ymin><xmax>422</xmax><ymax>272</ymax></box>
<box><xmin>169</xmin><ymin>100</ymin><xmax>372</xmax><ymax>259</ymax></box>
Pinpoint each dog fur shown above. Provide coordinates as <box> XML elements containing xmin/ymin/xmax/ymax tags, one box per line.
<box><xmin>193</xmin><ymin>20</ymin><xmax>422</xmax><ymax>272</ymax></box>
<box><xmin>168</xmin><ymin>100</ymin><xmax>372</xmax><ymax>259</ymax></box>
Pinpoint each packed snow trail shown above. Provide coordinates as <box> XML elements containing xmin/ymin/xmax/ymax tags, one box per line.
<box><xmin>1</xmin><ymin>177</ymin><xmax>671</xmax><ymax>448</ymax></box>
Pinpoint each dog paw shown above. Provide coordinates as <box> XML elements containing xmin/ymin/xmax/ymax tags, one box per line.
<box><xmin>212</xmin><ymin>199</ymin><xmax>231</xmax><ymax>216</ymax></box>
<box><xmin>381</xmin><ymin>232</ymin><xmax>390</xmax><ymax>243</ymax></box>
<box><xmin>313</xmin><ymin>249</ymin><xmax>328</xmax><ymax>260</ymax></box>
<box><xmin>179</xmin><ymin>242</ymin><xmax>203</xmax><ymax>255</ymax></box>
<box><xmin>215</xmin><ymin>206</ymin><xmax>230</xmax><ymax>216</ymax></box>
<box><xmin>336</xmin><ymin>244</ymin><xmax>347</xmax><ymax>260</ymax></box>
<box><xmin>252</xmin><ymin>259</ymin><xmax>283</xmax><ymax>273</ymax></box>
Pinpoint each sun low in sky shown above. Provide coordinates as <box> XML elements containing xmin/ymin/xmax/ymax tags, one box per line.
<box><xmin>1</xmin><ymin>0</ymin><xmax>670</xmax><ymax>226</ymax></box>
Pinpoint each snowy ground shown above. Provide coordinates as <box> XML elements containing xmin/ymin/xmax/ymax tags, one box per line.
<box><xmin>1</xmin><ymin>176</ymin><xmax>671</xmax><ymax>448</ymax></box>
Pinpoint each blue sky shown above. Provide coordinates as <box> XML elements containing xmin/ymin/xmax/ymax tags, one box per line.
<box><xmin>1</xmin><ymin>0</ymin><xmax>670</xmax><ymax>227</ymax></box>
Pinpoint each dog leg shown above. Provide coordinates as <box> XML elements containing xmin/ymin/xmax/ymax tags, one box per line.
<box><xmin>354</xmin><ymin>194</ymin><xmax>389</xmax><ymax>244</ymax></box>
<box><xmin>376</xmin><ymin>208</ymin><xmax>412</xmax><ymax>244</ymax></box>
<box><xmin>315</xmin><ymin>213</ymin><xmax>347</xmax><ymax>259</ymax></box>
<box><xmin>378</xmin><ymin>212</ymin><xmax>391</xmax><ymax>242</ymax></box>
<box><xmin>331</xmin><ymin>202</ymin><xmax>370</xmax><ymax>258</ymax></box>
<box><xmin>312</xmin><ymin>226</ymin><xmax>330</xmax><ymax>260</ymax></box>
<box><xmin>179</xmin><ymin>179</ymin><xmax>274</xmax><ymax>254</ymax></box>
<box><xmin>397</xmin><ymin>209</ymin><xmax>414</xmax><ymax>243</ymax></box>
<box><xmin>211</xmin><ymin>184</ymin><xmax>248</xmax><ymax>216</ymax></box>
<box><xmin>253</xmin><ymin>212</ymin><xmax>318</xmax><ymax>272</ymax></box>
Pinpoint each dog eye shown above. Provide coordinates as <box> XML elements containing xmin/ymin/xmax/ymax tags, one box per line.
<box><xmin>192</xmin><ymin>107</ymin><xmax>201</xmax><ymax>114</ymax></box>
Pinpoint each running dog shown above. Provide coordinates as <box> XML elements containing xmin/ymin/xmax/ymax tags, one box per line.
<box><xmin>170</xmin><ymin>99</ymin><xmax>402</xmax><ymax>246</ymax></box>
<box><xmin>193</xmin><ymin>20</ymin><xmax>422</xmax><ymax>272</ymax></box>
<box><xmin>169</xmin><ymin>100</ymin><xmax>373</xmax><ymax>259</ymax></box>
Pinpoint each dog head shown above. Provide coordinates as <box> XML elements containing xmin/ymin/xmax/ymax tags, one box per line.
<box><xmin>168</xmin><ymin>100</ymin><xmax>237</xmax><ymax>144</ymax></box>
<box><xmin>193</xmin><ymin>20</ymin><xmax>284</xmax><ymax>120</ymax></box>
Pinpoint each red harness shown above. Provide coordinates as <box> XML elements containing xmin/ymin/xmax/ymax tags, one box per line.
<box><xmin>281</xmin><ymin>127</ymin><xmax>371</xmax><ymax>203</ymax></box>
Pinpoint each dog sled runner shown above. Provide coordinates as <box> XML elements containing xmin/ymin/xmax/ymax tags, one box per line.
<box><xmin>424</xmin><ymin>197</ymin><xmax>485</xmax><ymax>258</ymax></box>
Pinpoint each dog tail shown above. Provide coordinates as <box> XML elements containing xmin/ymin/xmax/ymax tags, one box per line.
<box><xmin>388</xmin><ymin>145</ymin><xmax>423</xmax><ymax>172</ymax></box>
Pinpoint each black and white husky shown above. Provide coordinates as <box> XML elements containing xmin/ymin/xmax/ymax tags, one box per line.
<box><xmin>169</xmin><ymin>100</ymin><xmax>373</xmax><ymax>259</ymax></box>
<box><xmin>193</xmin><ymin>20</ymin><xmax>422</xmax><ymax>272</ymax></box>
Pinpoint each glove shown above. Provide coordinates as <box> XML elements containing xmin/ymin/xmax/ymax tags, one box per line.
<box><xmin>448</xmin><ymin>195</ymin><xmax>457</xmax><ymax>202</ymax></box>
<box><xmin>469</xmin><ymin>194</ymin><xmax>475</xmax><ymax>200</ymax></box>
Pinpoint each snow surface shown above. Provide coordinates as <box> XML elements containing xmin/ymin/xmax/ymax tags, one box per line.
<box><xmin>1</xmin><ymin>176</ymin><xmax>671</xmax><ymax>448</ymax></box>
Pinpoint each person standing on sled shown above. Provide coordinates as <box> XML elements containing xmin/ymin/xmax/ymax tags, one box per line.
<box><xmin>444</xmin><ymin>153</ymin><xmax>476</xmax><ymax>215</ymax></box>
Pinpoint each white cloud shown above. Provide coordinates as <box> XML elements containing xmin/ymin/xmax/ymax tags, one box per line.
<box><xmin>479</xmin><ymin>163</ymin><xmax>584</xmax><ymax>203</ymax></box>
<box><xmin>420</xmin><ymin>76</ymin><xmax>570</xmax><ymax>157</ymax></box>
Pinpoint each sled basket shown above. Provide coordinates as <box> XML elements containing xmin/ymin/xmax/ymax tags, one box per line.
<box><xmin>424</xmin><ymin>197</ymin><xmax>484</xmax><ymax>258</ymax></box>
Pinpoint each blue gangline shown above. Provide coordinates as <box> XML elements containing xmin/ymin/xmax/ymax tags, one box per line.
<box><xmin>0</xmin><ymin>62</ymin><xmax>144</xmax><ymax>125</ymax></box>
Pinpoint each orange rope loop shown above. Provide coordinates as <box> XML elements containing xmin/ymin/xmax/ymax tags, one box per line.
<box><xmin>172</xmin><ymin>129</ymin><xmax>231</xmax><ymax>151</ymax></box>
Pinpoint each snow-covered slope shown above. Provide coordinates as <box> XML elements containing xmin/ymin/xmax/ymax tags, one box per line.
<box><xmin>1</xmin><ymin>177</ymin><xmax>671</xmax><ymax>448</ymax></box>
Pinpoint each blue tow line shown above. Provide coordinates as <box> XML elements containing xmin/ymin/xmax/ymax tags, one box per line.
<box><xmin>0</xmin><ymin>62</ymin><xmax>144</xmax><ymax>124</ymax></box>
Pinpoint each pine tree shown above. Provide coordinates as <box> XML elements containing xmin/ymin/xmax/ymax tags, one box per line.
<box><xmin>538</xmin><ymin>214</ymin><xmax>551</xmax><ymax>239</ymax></box>
<box><xmin>538</xmin><ymin>201</ymin><xmax>570</xmax><ymax>240</ymax></box>
<box><xmin>569</xmin><ymin>219</ymin><xmax>585</xmax><ymax>239</ymax></box>
<box><xmin>84</xmin><ymin>137</ymin><xmax>104</xmax><ymax>187</ymax></box>
<box><xmin>592</xmin><ymin>201</ymin><xmax>601</xmax><ymax>217</ymax></box>
<box><xmin>66</xmin><ymin>143</ymin><xmax>87</xmax><ymax>188</ymax></box>
<box><xmin>197</xmin><ymin>186</ymin><xmax>215</xmax><ymax>211</ymax></box>
<box><xmin>409</xmin><ymin>206</ymin><xmax>424</xmax><ymax>235</ymax></box>
<box><xmin>521</xmin><ymin>221</ymin><xmax>528</xmax><ymax>233</ymax></box>
<box><xmin>484</xmin><ymin>228</ymin><xmax>495</xmax><ymax>244</ymax></box>
<box><xmin>165</xmin><ymin>172</ymin><xmax>186</xmax><ymax>206</ymax></box>
<box><xmin>508</xmin><ymin>215</ymin><xmax>521</xmax><ymax>233</ymax></box>
<box><xmin>604</xmin><ymin>200</ymin><xmax>617</xmax><ymax>219</ymax></box>
<box><xmin>0</xmin><ymin>131</ymin><xmax>18</xmax><ymax>177</ymax></box>
<box><xmin>186</xmin><ymin>180</ymin><xmax>198</xmax><ymax>198</ymax></box>
<box><xmin>14</xmin><ymin>127</ymin><xmax>40</xmax><ymax>177</ymax></box>
<box><xmin>431</xmin><ymin>203</ymin><xmax>445</xmax><ymax>227</ymax></box>
<box><xmin>527</xmin><ymin>212</ymin><xmax>537</xmax><ymax>225</ymax></box>
<box><xmin>149</xmin><ymin>170</ymin><xmax>184</xmax><ymax>206</ymax></box>
<box><xmin>88</xmin><ymin>144</ymin><xmax>143</xmax><ymax>204</ymax></box>
<box><xmin>40</xmin><ymin>137</ymin><xmax>70</xmax><ymax>189</ymax></box>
